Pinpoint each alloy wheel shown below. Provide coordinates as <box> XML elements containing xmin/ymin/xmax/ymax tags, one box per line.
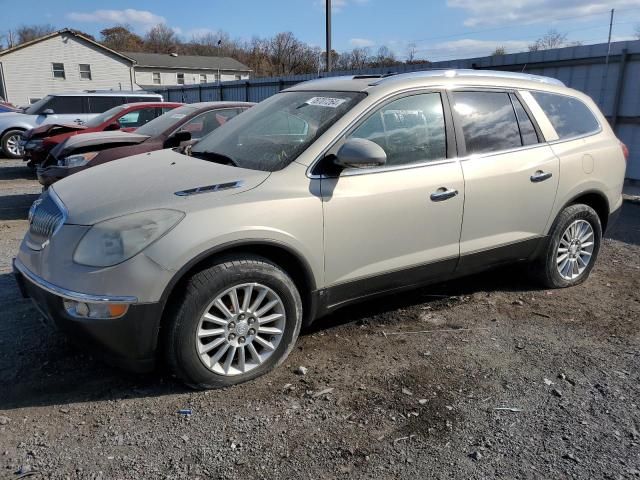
<box><xmin>6</xmin><ymin>133</ymin><xmax>24</xmax><ymax>157</ymax></box>
<box><xmin>556</xmin><ymin>219</ymin><xmax>595</xmax><ymax>281</ymax></box>
<box><xmin>195</xmin><ymin>283</ymin><xmax>286</xmax><ymax>376</ymax></box>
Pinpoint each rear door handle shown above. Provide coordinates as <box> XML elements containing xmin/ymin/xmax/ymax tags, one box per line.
<box><xmin>530</xmin><ymin>170</ymin><xmax>553</xmax><ymax>183</ymax></box>
<box><xmin>430</xmin><ymin>187</ymin><xmax>459</xmax><ymax>202</ymax></box>
<box><xmin>74</xmin><ymin>118</ymin><xmax>84</xmax><ymax>125</ymax></box>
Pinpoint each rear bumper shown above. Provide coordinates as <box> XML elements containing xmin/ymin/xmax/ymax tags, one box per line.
<box><xmin>606</xmin><ymin>204</ymin><xmax>622</xmax><ymax>233</ymax></box>
<box><xmin>13</xmin><ymin>258</ymin><xmax>161</xmax><ymax>373</ymax></box>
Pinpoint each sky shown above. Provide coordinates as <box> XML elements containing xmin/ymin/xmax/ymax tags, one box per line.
<box><xmin>1</xmin><ymin>0</ymin><xmax>640</xmax><ymax>61</ymax></box>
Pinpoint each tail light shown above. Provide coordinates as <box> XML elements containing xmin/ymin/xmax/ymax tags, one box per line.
<box><xmin>621</xmin><ymin>141</ymin><xmax>629</xmax><ymax>163</ymax></box>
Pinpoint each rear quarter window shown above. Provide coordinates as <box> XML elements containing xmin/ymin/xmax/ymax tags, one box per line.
<box><xmin>530</xmin><ymin>91</ymin><xmax>600</xmax><ymax>139</ymax></box>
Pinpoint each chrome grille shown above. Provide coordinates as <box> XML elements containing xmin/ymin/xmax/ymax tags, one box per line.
<box><xmin>27</xmin><ymin>190</ymin><xmax>65</xmax><ymax>248</ymax></box>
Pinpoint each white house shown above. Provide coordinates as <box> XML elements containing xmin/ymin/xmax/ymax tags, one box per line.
<box><xmin>0</xmin><ymin>29</ymin><xmax>136</xmax><ymax>106</ymax></box>
<box><xmin>124</xmin><ymin>52</ymin><xmax>251</xmax><ymax>88</ymax></box>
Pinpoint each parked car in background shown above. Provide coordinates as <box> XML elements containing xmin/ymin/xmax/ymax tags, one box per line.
<box><xmin>0</xmin><ymin>104</ymin><xmax>18</xmax><ymax>113</ymax></box>
<box><xmin>13</xmin><ymin>70</ymin><xmax>626</xmax><ymax>389</ymax></box>
<box><xmin>22</xmin><ymin>102</ymin><xmax>183</xmax><ymax>167</ymax></box>
<box><xmin>0</xmin><ymin>91</ymin><xmax>163</xmax><ymax>158</ymax></box>
<box><xmin>37</xmin><ymin>101</ymin><xmax>253</xmax><ymax>187</ymax></box>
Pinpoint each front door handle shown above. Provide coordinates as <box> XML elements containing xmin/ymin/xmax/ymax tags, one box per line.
<box><xmin>530</xmin><ymin>170</ymin><xmax>553</xmax><ymax>183</ymax></box>
<box><xmin>430</xmin><ymin>187</ymin><xmax>459</xmax><ymax>202</ymax></box>
<box><xmin>74</xmin><ymin>118</ymin><xmax>85</xmax><ymax>125</ymax></box>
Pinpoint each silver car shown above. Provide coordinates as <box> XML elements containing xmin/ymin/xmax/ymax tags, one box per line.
<box><xmin>14</xmin><ymin>70</ymin><xmax>626</xmax><ymax>389</ymax></box>
<box><xmin>0</xmin><ymin>91</ymin><xmax>163</xmax><ymax>158</ymax></box>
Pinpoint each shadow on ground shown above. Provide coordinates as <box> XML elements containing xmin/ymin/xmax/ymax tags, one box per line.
<box><xmin>0</xmin><ymin>193</ymin><xmax>40</xmax><ymax>220</ymax></box>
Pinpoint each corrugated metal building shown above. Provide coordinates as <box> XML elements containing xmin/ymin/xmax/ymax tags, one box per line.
<box><xmin>155</xmin><ymin>39</ymin><xmax>640</xmax><ymax>180</ymax></box>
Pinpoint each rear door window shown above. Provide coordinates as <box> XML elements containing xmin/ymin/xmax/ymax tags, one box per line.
<box><xmin>530</xmin><ymin>91</ymin><xmax>600</xmax><ymax>139</ymax></box>
<box><xmin>451</xmin><ymin>91</ymin><xmax>521</xmax><ymax>155</ymax></box>
<box><xmin>88</xmin><ymin>96</ymin><xmax>124</xmax><ymax>113</ymax></box>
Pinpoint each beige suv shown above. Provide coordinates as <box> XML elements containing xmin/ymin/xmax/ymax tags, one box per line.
<box><xmin>14</xmin><ymin>70</ymin><xmax>627</xmax><ymax>389</ymax></box>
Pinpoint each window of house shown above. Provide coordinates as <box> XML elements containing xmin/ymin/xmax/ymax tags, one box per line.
<box><xmin>235</xmin><ymin>75</ymin><xmax>242</xmax><ymax>81</ymax></box>
<box><xmin>153</xmin><ymin>72</ymin><xmax>161</xmax><ymax>85</ymax></box>
<box><xmin>79</xmin><ymin>64</ymin><xmax>92</xmax><ymax>80</ymax></box>
<box><xmin>452</xmin><ymin>91</ymin><xmax>522</xmax><ymax>155</ymax></box>
<box><xmin>530</xmin><ymin>91</ymin><xmax>600</xmax><ymax>139</ymax></box>
<box><xmin>348</xmin><ymin>93</ymin><xmax>447</xmax><ymax>167</ymax></box>
<box><xmin>177</xmin><ymin>73</ymin><xmax>185</xmax><ymax>85</ymax></box>
<box><xmin>200</xmin><ymin>74</ymin><xmax>207</xmax><ymax>84</ymax></box>
<box><xmin>52</xmin><ymin>63</ymin><xmax>65</xmax><ymax>79</ymax></box>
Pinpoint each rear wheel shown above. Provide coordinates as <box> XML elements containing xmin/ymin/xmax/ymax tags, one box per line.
<box><xmin>1</xmin><ymin>129</ymin><xmax>24</xmax><ymax>158</ymax></box>
<box><xmin>164</xmin><ymin>255</ymin><xmax>303</xmax><ymax>389</ymax></box>
<box><xmin>532</xmin><ymin>204</ymin><xmax>602</xmax><ymax>288</ymax></box>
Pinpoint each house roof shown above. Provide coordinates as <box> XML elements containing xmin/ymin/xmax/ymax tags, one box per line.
<box><xmin>0</xmin><ymin>28</ymin><xmax>135</xmax><ymax>63</ymax></box>
<box><xmin>121</xmin><ymin>52</ymin><xmax>251</xmax><ymax>72</ymax></box>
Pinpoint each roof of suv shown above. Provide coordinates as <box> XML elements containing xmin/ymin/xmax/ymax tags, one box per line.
<box><xmin>48</xmin><ymin>91</ymin><xmax>162</xmax><ymax>97</ymax></box>
<box><xmin>286</xmin><ymin>69</ymin><xmax>568</xmax><ymax>94</ymax></box>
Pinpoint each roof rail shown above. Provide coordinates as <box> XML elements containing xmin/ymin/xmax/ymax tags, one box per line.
<box><xmin>371</xmin><ymin>69</ymin><xmax>565</xmax><ymax>87</ymax></box>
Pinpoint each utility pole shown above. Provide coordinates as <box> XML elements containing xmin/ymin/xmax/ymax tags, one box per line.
<box><xmin>599</xmin><ymin>8</ymin><xmax>615</xmax><ymax>107</ymax></box>
<box><xmin>326</xmin><ymin>0</ymin><xmax>332</xmax><ymax>72</ymax></box>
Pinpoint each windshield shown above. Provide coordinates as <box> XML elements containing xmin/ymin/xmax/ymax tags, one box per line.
<box><xmin>24</xmin><ymin>96</ymin><xmax>53</xmax><ymax>115</ymax></box>
<box><xmin>136</xmin><ymin>105</ymin><xmax>197</xmax><ymax>137</ymax></box>
<box><xmin>191</xmin><ymin>91</ymin><xmax>365</xmax><ymax>172</ymax></box>
<box><xmin>85</xmin><ymin>105</ymin><xmax>128</xmax><ymax>128</ymax></box>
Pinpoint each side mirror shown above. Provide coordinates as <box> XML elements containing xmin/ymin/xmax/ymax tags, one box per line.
<box><xmin>41</xmin><ymin>109</ymin><xmax>54</xmax><ymax>116</ymax></box>
<box><xmin>104</xmin><ymin>122</ymin><xmax>121</xmax><ymax>131</ymax></box>
<box><xmin>164</xmin><ymin>130</ymin><xmax>191</xmax><ymax>148</ymax></box>
<box><xmin>334</xmin><ymin>138</ymin><xmax>387</xmax><ymax>169</ymax></box>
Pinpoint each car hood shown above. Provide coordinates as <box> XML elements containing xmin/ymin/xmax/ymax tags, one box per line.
<box><xmin>51</xmin><ymin>131</ymin><xmax>150</xmax><ymax>158</ymax></box>
<box><xmin>0</xmin><ymin>112</ymin><xmax>34</xmax><ymax>126</ymax></box>
<box><xmin>25</xmin><ymin>123</ymin><xmax>87</xmax><ymax>140</ymax></box>
<box><xmin>52</xmin><ymin>148</ymin><xmax>271</xmax><ymax>225</ymax></box>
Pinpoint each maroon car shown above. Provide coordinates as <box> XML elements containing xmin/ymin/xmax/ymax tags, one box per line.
<box><xmin>38</xmin><ymin>102</ymin><xmax>254</xmax><ymax>187</ymax></box>
<box><xmin>22</xmin><ymin>102</ymin><xmax>183</xmax><ymax>166</ymax></box>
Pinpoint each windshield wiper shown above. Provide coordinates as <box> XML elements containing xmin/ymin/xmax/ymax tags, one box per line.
<box><xmin>190</xmin><ymin>150</ymin><xmax>238</xmax><ymax>167</ymax></box>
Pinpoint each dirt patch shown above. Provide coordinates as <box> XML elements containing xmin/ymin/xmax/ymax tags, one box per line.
<box><xmin>0</xmin><ymin>159</ymin><xmax>639</xmax><ymax>479</ymax></box>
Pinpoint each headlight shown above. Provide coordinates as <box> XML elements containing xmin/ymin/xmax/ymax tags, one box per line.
<box><xmin>73</xmin><ymin>209</ymin><xmax>185</xmax><ymax>267</ymax></box>
<box><xmin>59</xmin><ymin>151</ymin><xmax>99</xmax><ymax>168</ymax></box>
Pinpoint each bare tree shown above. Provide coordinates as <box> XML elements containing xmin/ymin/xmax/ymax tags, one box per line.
<box><xmin>15</xmin><ymin>24</ymin><xmax>56</xmax><ymax>44</ymax></box>
<box><xmin>635</xmin><ymin>24</ymin><xmax>640</xmax><ymax>40</ymax></box>
<box><xmin>145</xmin><ymin>24</ymin><xmax>179</xmax><ymax>53</ymax></box>
<box><xmin>405</xmin><ymin>42</ymin><xmax>417</xmax><ymax>63</ymax></box>
<box><xmin>371</xmin><ymin>46</ymin><xmax>398</xmax><ymax>67</ymax></box>
<box><xmin>528</xmin><ymin>29</ymin><xmax>567</xmax><ymax>51</ymax></box>
<box><xmin>100</xmin><ymin>25</ymin><xmax>144</xmax><ymax>52</ymax></box>
<box><xmin>492</xmin><ymin>46</ymin><xmax>507</xmax><ymax>56</ymax></box>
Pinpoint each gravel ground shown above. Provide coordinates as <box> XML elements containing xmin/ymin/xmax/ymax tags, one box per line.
<box><xmin>0</xmin><ymin>158</ymin><xmax>639</xmax><ymax>479</ymax></box>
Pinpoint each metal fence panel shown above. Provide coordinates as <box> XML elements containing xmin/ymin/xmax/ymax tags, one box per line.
<box><xmin>153</xmin><ymin>39</ymin><xmax>640</xmax><ymax>179</ymax></box>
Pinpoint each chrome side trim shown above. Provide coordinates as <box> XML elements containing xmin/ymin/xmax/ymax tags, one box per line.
<box><xmin>13</xmin><ymin>258</ymin><xmax>138</xmax><ymax>304</ymax></box>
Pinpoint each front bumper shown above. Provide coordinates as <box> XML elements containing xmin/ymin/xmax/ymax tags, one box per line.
<box><xmin>13</xmin><ymin>258</ymin><xmax>162</xmax><ymax>373</ymax></box>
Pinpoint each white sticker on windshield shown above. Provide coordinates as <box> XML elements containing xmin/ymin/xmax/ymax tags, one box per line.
<box><xmin>171</xmin><ymin>114</ymin><xmax>186</xmax><ymax>119</ymax></box>
<box><xmin>305</xmin><ymin>97</ymin><xmax>347</xmax><ymax>108</ymax></box>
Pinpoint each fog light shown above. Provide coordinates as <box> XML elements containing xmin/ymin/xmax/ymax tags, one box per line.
<box><xmin>63</xmin><ymin>300</ymin><xmax>129</xmax><ymax>319</ymax></box>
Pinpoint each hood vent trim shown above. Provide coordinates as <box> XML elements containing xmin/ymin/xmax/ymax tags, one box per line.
<box><xmin>174</xmin><ymin>180</ymin><xmax>244</xmax><ymax>197</ymax></box>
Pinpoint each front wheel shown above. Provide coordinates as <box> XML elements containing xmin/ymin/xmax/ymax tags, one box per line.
<box><xmin>1</xmin><ymin>129</ymin><xmax>25</xmax><ymax>159</ymax></box>
<box><xmin>532</xmin><ymin>204</ymin><xmax>602</xmax><ymax>288</ymax></box>
<box><xmin>164</xmin><ymin>255</ymin><xmax>303</xmax><ymax>389</ymax></box>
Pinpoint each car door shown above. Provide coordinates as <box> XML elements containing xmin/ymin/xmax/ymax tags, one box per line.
<box><xmin>116</xmin><ymin>106</ymin><xmax>160</xmax><ymax>131</ymax></box>
<box><xmin>320</xmin><ymin>91</ymin><xmax>464</xmax><ymax>307</ymax></box>
<box><xmin>449</xmin><ymin>89</ymin><xmax>560</xmax><ymax>269</ymax></box>
<box><xmin>36</xmin><ymin>96</ymin><xmax>87</xmax><ymax>126</ymax></box>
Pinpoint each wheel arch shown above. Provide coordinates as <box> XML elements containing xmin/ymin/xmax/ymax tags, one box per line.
<box><xmin>563</xmin><ymin>189</ymin><xmax>610</xmax><ymax>232</ymax></box>
<box><xmin>1</xmin><ymin>125</ymin><xmax>27</xmax><ymax>139</ymax></box>
<box><xmin>157</xmin><ymin>240</ymin><xmax>319</xmax><ymax>343</ymax></box>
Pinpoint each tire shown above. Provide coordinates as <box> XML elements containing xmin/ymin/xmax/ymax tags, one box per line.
<box><xmin>1</xmin><ymin>129</ymin><xmax>25</xmax><ymax>159</ymax></box>
<box><xmin>164</xmin><ymin>255</ymin><xmax>303</xmax><ymax>389</ymax></box>
<box><xmin>532</xmin><ymin>204</ymin><xmax>602</xmax><ymax>288</ymax></box>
